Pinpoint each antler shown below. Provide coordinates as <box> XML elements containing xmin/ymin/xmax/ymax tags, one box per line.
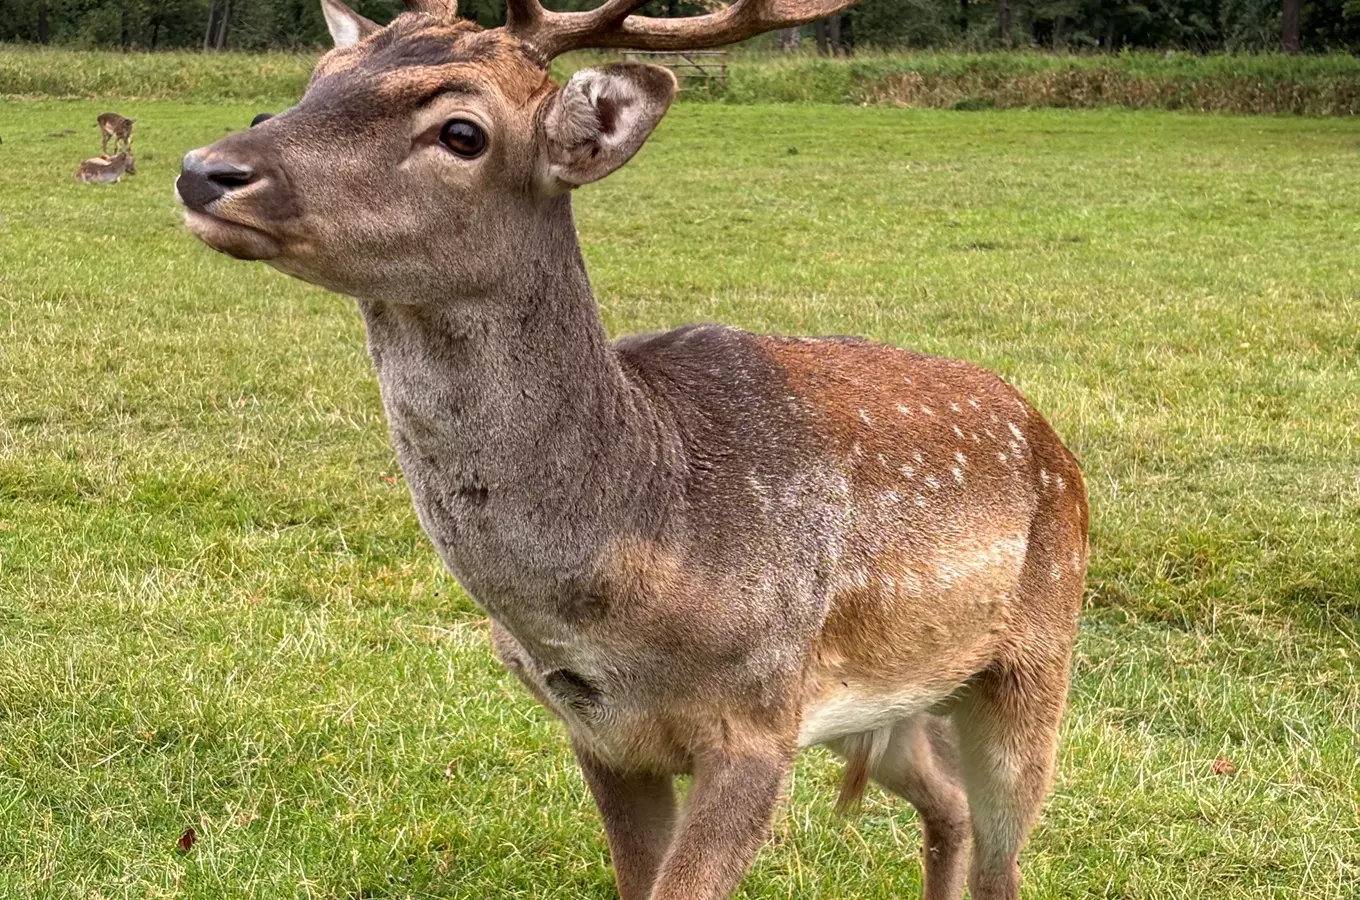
<box><xmin>504</xmin><ymin>0</ymin><xmax>858</xmax><ymax>58</ymax></box>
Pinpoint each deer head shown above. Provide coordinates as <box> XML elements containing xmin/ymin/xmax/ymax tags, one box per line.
<box><xmin>177</xmin><ymin>0</ymin><xmax>855</xmax><ymax>302</ymax></box>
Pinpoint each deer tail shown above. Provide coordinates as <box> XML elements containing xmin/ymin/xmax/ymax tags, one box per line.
<box><xmin>835</xmin><ymin>726</ymin><xmax>892</xmax><ymax>815</ymax></box>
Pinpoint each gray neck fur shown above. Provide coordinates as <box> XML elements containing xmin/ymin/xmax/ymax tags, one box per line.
<box><xmin>355</xmin><ymin>197</ymin><xmax>671</xmax><ymax>607</ymax></box>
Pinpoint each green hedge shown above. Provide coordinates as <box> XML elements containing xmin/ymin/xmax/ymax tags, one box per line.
<box><xmin>719</xmin><ymin>52</ymin><xmax>1360</xmax><ymax>114</ymax></box>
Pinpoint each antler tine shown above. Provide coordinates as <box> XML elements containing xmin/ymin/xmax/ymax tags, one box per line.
<box><xmin>506</xmin><ymin>0</ymin><xmax>648</xmax><ymax>32</ymax></box>
<box><xmin>504</xmin><ymin>0</ymin><xmax>547</xmax><ymax>29</ymax></box>
<box><xmin>509</xmin><ymin>0</ymin><xmax>653</xmax><ymax>54</ymax></box>
<box><xmin>586</xmin><ymin>0</ymin><xmax>657</xmax><ymax>27</ymax></box>
<box><xmin>510</xmin><ymin>0</ymin><xmax>858</xmax><ymax>59</ymax></box>
<box><xmin>607</xmin><ymin>0</ymin><xmax>858</xmax><ymax>50</ymax></box>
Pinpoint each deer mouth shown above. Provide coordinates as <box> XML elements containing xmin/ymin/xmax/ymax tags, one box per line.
<box><xmin>181</xmin><ymin>209</ymin><xmax>283</xmax><ymax>262</ymax></box>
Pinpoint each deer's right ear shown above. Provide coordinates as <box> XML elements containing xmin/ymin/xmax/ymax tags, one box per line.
<box><xmin>541</xmin><ymin>63</ymin><xmax>677</xmax><ymax>192</ymax></box>
<box><xmin>320</xmin><ymin>0</ymin><xmax>379</xmax><ymax>48</ymax></box>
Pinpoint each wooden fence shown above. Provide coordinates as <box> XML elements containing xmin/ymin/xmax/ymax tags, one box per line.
<box><xmin>622</xmin><ymin>50</ymin><xmax>728</xmax><ymax>89</ymax></box>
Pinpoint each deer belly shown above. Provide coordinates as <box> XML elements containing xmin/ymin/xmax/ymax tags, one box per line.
<box><xmin>797</xmin><ymin>683</ymin><xmax>943</xmax><ymax>748</ymax></box>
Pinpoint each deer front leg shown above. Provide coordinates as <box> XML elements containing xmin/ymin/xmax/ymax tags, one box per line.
<box><xmin>574</xmin><ymin>743</ymin><xmax>678</xmax><ymax>900</ymax></box>
<box><xmin>648</xmin><ymin>743</ymin><xmax>793</xmax><ymax>900</ymax></box>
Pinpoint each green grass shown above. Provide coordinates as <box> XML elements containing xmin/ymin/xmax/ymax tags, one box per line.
<box><xmin>2</xmin><ymin>98</ymin><xmax>1359</xmax><ymax>899</ymax></box>
<box><xmin>5</xmin><ymin>44</ymin><xmax>1360</xmax><ymax>114</ymax></box>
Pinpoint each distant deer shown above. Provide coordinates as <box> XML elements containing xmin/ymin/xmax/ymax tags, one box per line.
<box><xmin>97</xmin><ymin>112</ymin><xmax>135</xmax><ymax>155</ymax></box>
<box><xmin>76</xmin><ymin>151</ymin><xmax>135</xmax><ymax>183</ymax></box>
<box><xmin>176</xmin><ymin>0</ymin><xmax>1089</xmax><ymax>897</ymax></box>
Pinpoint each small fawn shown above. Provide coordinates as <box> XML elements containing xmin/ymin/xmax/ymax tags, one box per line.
<box><xmin>177</xmin><ymin>1</ymin><xmax>1089</xmax><ymax>897</ymax></box>
<box><xmin>96</xmin><ymin>112</ymin><xmax>135</xmax><ymax>155</ymax></box>
<box><xmin>75</xmin><ymin>151</ymin><xmax>135</xmax><ymax>183</ymax></box>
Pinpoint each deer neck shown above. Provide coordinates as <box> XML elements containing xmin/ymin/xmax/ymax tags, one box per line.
<box><xmin>355</xmin><ymin>197</ymin><xmax>663</xmax><ymax>600</ymax></box>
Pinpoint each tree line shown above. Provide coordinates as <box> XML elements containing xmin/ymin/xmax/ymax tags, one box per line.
<box><xmin>0</xmin><ymin>0</ymin><xmax>1350</xmax><ymax>53</ymax></box>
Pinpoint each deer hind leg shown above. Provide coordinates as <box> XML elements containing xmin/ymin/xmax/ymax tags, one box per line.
<box><xmin>952</xmin><ymin>645</ymin><xmax>1073</xmax><ymax>900</ymax></box>
<box><xmin>828</xmin><ymin>716</ymin><xmax>970</xmax><ymax>900</ymax></box>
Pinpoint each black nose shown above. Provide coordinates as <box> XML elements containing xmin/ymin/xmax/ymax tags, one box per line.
<box><xmin>177</xmin><ymin>153</ymin><xmax>258</xmax><ymax>211</ymax></box>
<box><xmin>250</xmin><ymin>113</ymin><xmax>274</xmax><ymax>127</ymax></box>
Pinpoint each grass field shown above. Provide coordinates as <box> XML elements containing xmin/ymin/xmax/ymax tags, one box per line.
<box><xmin>2</xmin><ymin>96</ymin><xmax>1359</xmax><ymax>899</ymax></box>
<box><xmin>4</xmin><ymin>44</ymin><xmax>1360</xmax><ymax>114</ymax></box>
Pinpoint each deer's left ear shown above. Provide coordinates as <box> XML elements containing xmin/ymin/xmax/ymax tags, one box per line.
<box><xmin>320</xmin><ymin>0</ymin><xmax>380</xmax><ymax>48</ymax></box>
<box><xmin>541</xmin><ymin>63</ymin><xmax>677</xmax><ymax>191</ymax></box>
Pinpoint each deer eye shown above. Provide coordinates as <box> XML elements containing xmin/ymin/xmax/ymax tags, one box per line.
<box><xmin>439</xmin><ymin>119</ymin><xmax>486</xmax><ymax>159</ymax></box>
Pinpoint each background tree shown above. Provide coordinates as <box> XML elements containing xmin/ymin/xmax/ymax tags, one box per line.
<box><xmin>1282</xmin><ymin>0</ymin><xmax>1302</xmax><ymax>49</ymax></box>
<box><xmin>0</xmin><ymin>0</ymin><xmax>1355</xmax><ymax>51</ymax></box>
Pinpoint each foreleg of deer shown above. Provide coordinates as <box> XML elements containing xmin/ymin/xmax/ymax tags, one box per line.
<box><xmin>827</xmin><ymin>716</ymin><xmax>970</xmax><ymax>900</ymax></box>
<box><xmin>953</xmin><ymin>657</ymin><xmax>1070</xmax><ymax>900</ymax></box>
<box><xmin>100</xmin><ymin>131</ymin><xmax>110</xmax><ymax>155</ymax></box>
<box><xmin>648</xmin><ymin>744</ymin><xmax>793</xmax><ymax>900</ymax></box>
<box><xmin>574</xmin><ymin>745</ymin><xmax>677</xmax><ymax>900</ymax></box>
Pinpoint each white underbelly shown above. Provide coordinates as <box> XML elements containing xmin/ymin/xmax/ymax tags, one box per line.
<box><xmin>797</xmin><ymin>684</ymin><xmax>940</xmax><ymax>748</ymax></box>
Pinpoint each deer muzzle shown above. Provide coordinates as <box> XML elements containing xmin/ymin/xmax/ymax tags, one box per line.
<box><xmin>177</xmin><ymin>154</ymin><xmax>257</xmax><ymax>210</ymax></box>
<box><xmin>177</xmin><ymin>133</ymin><xmax>296</xmax><ymax>262</ymax></box>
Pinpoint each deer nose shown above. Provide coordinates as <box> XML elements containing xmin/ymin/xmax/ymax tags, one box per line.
<box><xmin>177</xmin><ymin>152</ymin><xmax>258</xmax><ymax>211</ymax></box>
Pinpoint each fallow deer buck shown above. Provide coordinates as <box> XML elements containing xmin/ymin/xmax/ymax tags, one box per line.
<box><xmin>177</xmin><ymin>0</ymin><xmax>1088</xmax><ymax>896</ymax></box>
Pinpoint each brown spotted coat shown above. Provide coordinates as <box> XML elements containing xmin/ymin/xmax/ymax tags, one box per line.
<box><xmin>177</xmin><ymin>6</ymin><xmax>1089</xmax><ymax>899</ymax></box>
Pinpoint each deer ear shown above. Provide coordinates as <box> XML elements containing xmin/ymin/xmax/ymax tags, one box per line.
<box><xmin>541</xmin><ymin>63</ymin><xmax>677</xmax><ymax>191</ymax></box>
<box><xmin>320</xmin><ymin>0</ymin><xmax>379</xmax><ymax>48</ymax></box>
